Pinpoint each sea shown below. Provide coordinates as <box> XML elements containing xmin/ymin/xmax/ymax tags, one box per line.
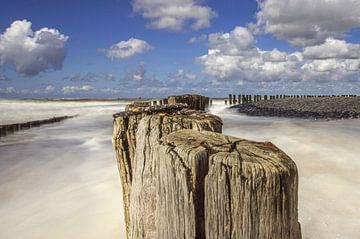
<box><xmin>0</xmin><ymin>99</ymin><xmax>359</xmax><ymax>239</ymax></box>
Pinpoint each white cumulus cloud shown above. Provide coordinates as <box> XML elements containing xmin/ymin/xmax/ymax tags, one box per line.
<box><xmin>0</xmin><ymin>20</ymin><xmax>69</xmax><ymax>76</ymax></box>
<box><xmin>62</xmin><ymin>85</ymin><xmax>94</xmax><ymax>94</ymax></box>
<box><xmin>254</xmin><ymin>0</ymin><xmax>360</xmax><ymax>47</ymax></box>
<box><xmin>197</xmin><ymin>26</ymin><xmax>360</xmax><ymax>83</ymax></box>
<box><xmin>208</xmin><ymin>26</ymin><xmax>256</xmax><ymax>56</ymax></box>
<box><xmin>303</xmin><ymin>38</ymin><xmax>360</xmax><ymax>60</ymax></box>
<box><xmin>132</xmin><ymin>0</ymin><xmax>216</xmax><ymax>31</ymax></box>
<box><xmin>100</xmin><ymin>38</ymin><xmax>152</xmax><ymax>59</ymax></box>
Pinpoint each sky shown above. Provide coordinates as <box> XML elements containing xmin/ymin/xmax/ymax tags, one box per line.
<box><xmin>0</xmin><ymin>0</ymin><xmax>359</xmax><ymax>98</ymax></box>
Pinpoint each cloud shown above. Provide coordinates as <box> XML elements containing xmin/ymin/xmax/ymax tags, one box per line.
<box><xmin>188</xmin><ymin>34</ymin><xmax>207</xmax><ymax>44</ymax></box>
<box><xmin>197</xmin><ymin>26</ymin><xmax>298</xmax><ymax>81</ymax></box>
<box><xmin>123</xmin><ymin>62</ymin><xmax>147</xmax><ymax>81</ymax></box>
<box><xmin>262</xmin><ymin>49</ymin><xmax>288</xmax><ymax>62</ymax></box>
<box><xmin>116</xmin><ymin>63</ymin><xmax>204</xmax><ymax>96</ymax></box>
<box><xmin>100</xmin><ymin>38</ymin><xmax>152</xmax><ymax>59</ymax></box>
<box><xmin>169</xmin><ymin>69</ymin><xmax>197</xmax><ymax>81</ymax></box>
<box><xmin>44</xmin><ymin>85</ymin><xmax>55</xmax><ymax>93</ymax></box>
<box><xmin>0</xmin><ymin>73</ymin><xmax>11</xmax><ymax>81</ymax></box>
<box><xmin>196</xmin><ymin>26</ymin><xmax>360</xmax><ymax>83</ymax></box>
<box><xmin>253</xmin><ymin>0</ymin><xmax>360</xmax><ymax>47</ymax></box>
<box><xmin>132</xmin><ymin>0</ymin><xmax>216</xmax><ymax>31</ymax></box>
<box><xmin>0</xmin><ymin>20</ymin><xmax>69</xmax><ymax>76</ymax></box>
<box><xmin>61</xmin><ymin>85</ymin><xmax>94</xmax><ymax>94</ymax></box>
<box><xmin>303</xmin><ymin>38</ymin><xmax>360</xmax><ymax>60</ymax></box>
<box><xmin>0</xmin><ymin>86</ymin><xmax>16</xmax><ymax>94</ymax></box>
<box><xmin>207</xmin><ymin>26</ymin><xmax>256</xmax><ymax>56</ymax></box>
<box><xmin>64</xmin><ymin>72</ymin><xmax>115</xmax><ymax>82</ymax></box>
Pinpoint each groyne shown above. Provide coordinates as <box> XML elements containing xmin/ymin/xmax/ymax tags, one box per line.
<box><xmin>0</xmin><ymin>115</ymin><xmax>77</xmax><ymax>137</ymax></box>
<box><xmin>112</xmin><ymin>94</ymin><xmax>302</xmax><ymax>239</ymax></box>
<box><xmin>230</xmin><ymin>96</ymin><xmax>360</xmax><ymax>119</ymax></box>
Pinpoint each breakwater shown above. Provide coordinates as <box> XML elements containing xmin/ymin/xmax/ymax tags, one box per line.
<box><xmin>230</xmin><ymin>96</ymin><xmax>360</xmax><ymax>119</ymax></box>
<box><xmin>0</xmin><ymin>115</ymin><xmax>77</xmax><ymax>137</ymax></box>
<box><xmin>224</xmin><ymin>94</ymin><xmax>358</xmax><ymax>105</ymax></box>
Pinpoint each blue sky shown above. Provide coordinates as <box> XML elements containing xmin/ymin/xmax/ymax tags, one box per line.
<box><xmin>0</xmin><ymin>0</ymin><xmax>359</xmax><ymax>98</ymax></box>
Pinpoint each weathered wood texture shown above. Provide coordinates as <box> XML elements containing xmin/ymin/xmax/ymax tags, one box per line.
<box><xmin>125</xmin><ymin>101</ymin><xmax>151</xmax><ymax>111</ymax></box>
<box><xmin>131</xmin><ymin>129</ymin><xmax>302</xmax><ymax>239</ymax></box>
<box><xmin>168</xmin><ymin>94</ymin><xmax>208</xmax><ymax>111</ymax></box>
<box><xmin>112</xmin><ymin>103</ymin><xmax>222</xmax><ymax>238</ymax></box>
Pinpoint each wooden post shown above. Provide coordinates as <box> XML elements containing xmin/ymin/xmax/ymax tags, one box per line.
<box><xmin>125</xmin><ymin>127</ymin><xmax>303</xmax><ymax>239</ymax></box>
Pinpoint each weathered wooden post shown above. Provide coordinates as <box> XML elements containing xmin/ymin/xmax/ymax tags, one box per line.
<box><xmin>228</xmin><ymin>94</ymin><xmax>233</xmax><ymax>105</ymax></box>
<box><xmin>124</xmin><ymin>127</ymin><xmax>302</xmax><ymax>239</ymax></box>
<box><xmin>205</xmin><ymin>97</ymin><xmax>210</xmax><ymax>106</ymax></box>
<box><xmin>112</xmin><ymin>100</ymin><xmax>223</xmax><ymax>238</ymax></box>
<box><xmin>168</xmin><ymin>94</ymin><xmax>207</xmax><ymax>110</ymax></box>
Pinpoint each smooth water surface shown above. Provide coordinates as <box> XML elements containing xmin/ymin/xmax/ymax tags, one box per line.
<box><xmin>0</xmin><ymin>100</ymin><xmax>359</xmax><ymax>239</ymax></box>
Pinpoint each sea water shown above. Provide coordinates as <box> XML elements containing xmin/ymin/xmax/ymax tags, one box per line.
<box><xmin>0</xmin><ymin>100</ymin><xmax>359</xmax><ymax>239</ymax></box>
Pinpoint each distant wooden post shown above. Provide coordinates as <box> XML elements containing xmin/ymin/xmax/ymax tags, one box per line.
<box><xmin>229</xmin><ymin>94</ymin><xmax>232</xmax><ymax>105</ymax></box>
<box><xmin>232</xmin><ymin>94</ymin><xmax>236</xmax><ymax>104</ymax></box>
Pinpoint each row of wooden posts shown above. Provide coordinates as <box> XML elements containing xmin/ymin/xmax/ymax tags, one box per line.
<box><xmin>149</xmin><ymin>97</ymin><xmax>213</xmax><ymax>106</ymax></box>
<box><xmin>225</xmin><ymin>94</ymin><xmax>359</xmax><ymax>105</ymax></box>
<box><xmin>151</xmin><ymin>98</ymin><xmax>169</xmax><ymax>106</ymax></box>
<box><xmin>0</xmin><ymin>115</ymin><xmax>77</xmax><ymax>137</ymax></box>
